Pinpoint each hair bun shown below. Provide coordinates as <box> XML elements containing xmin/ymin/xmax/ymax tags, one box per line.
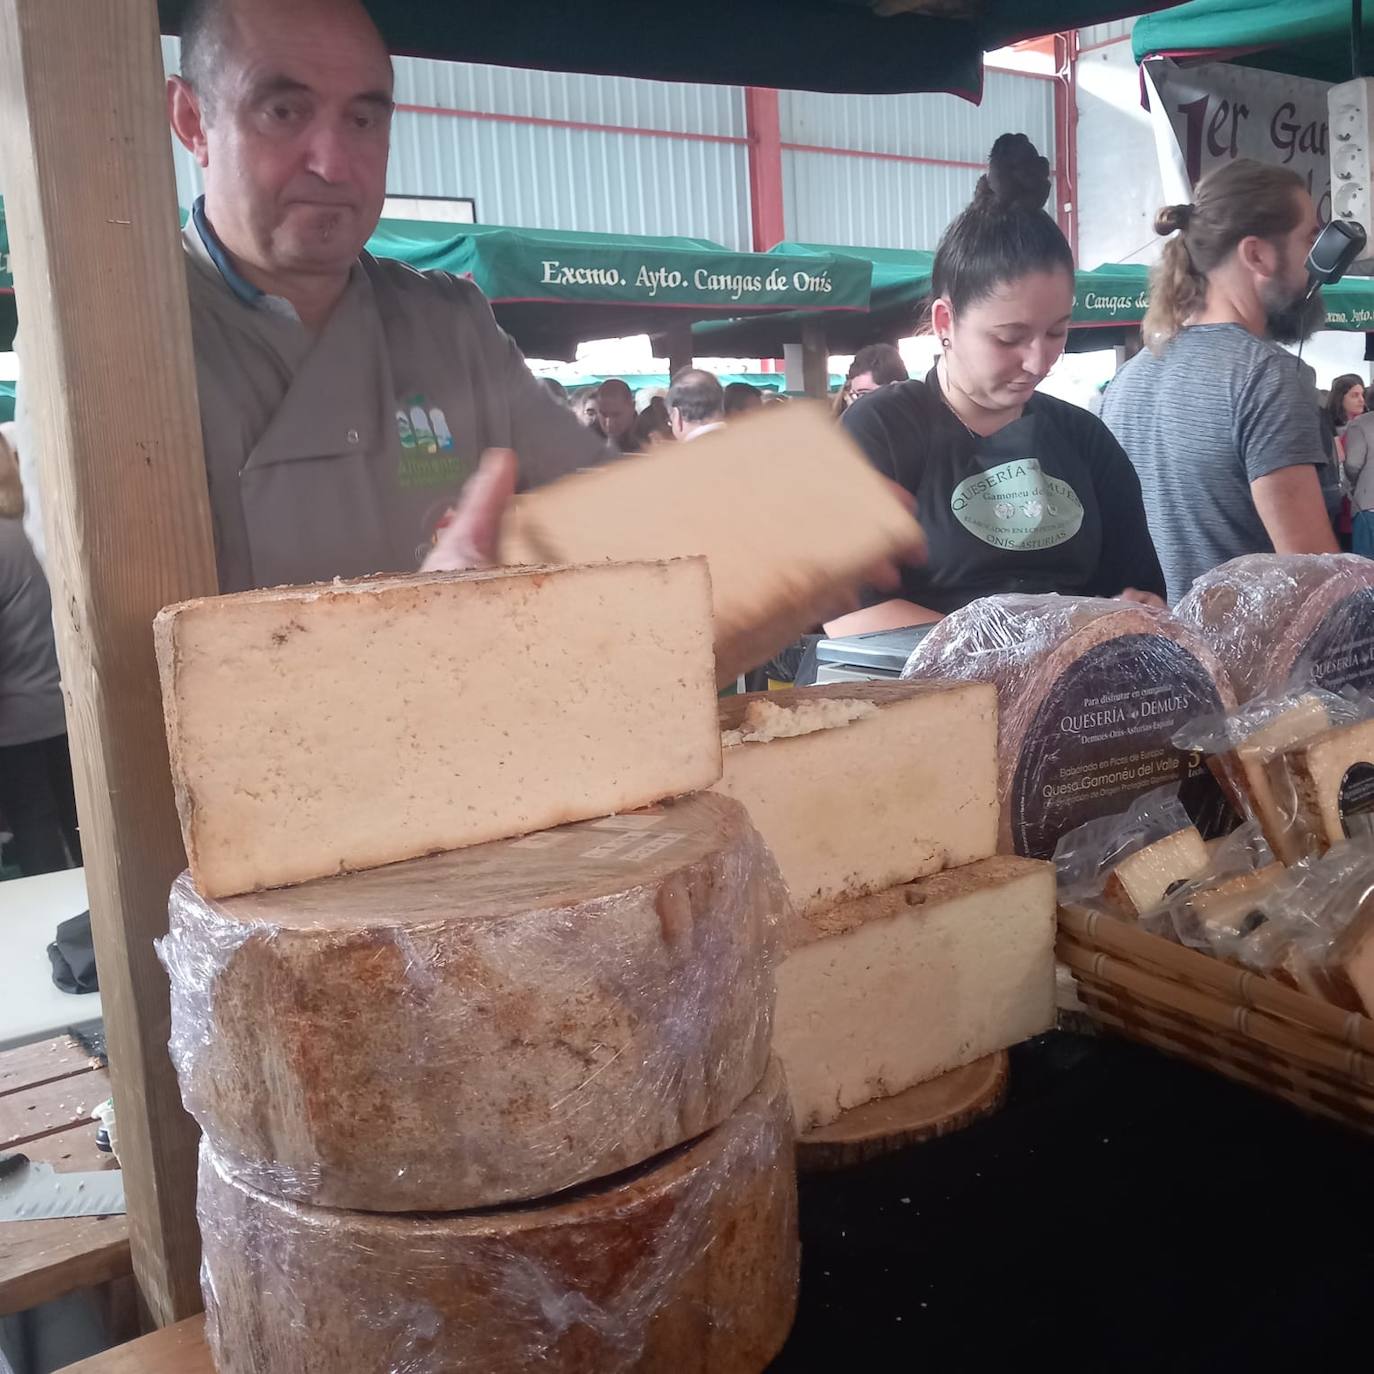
<box><xmin>973</xmin><ymin>133</ymin><xmax>1052</xmax><ymax>213</ymax></box>
<box><xmin>1155</xmin><ymin>203</ymin><xmax>1194</xmax><ymax>236</ymax></box>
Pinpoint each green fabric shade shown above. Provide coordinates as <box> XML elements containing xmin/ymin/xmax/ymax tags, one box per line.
<box><xmin>367</xmin><ymin>222</ymin><xmax>873</xmax><ymax>361</ymax></box>
<box><xmin>1135</xmin><ymin>0</ymin><xmax>1374</xmax><ymax>84</ymax></box>
<box><xmin>159</xmin><ymin>0</ymin><xmax>1191</xmax><ymax>100</ymax></box>
<box><xmin>0</xmin><ymin>198</ymin><xmax>13</xmax><ymax>354</ymax></box>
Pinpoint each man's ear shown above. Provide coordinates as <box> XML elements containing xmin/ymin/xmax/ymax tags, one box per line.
<box><xmin>168</xmin><ymin>76</ymin><xmax>211</xmax><ymax>168</ymax></box>
<box><xmin>1236</xmin><ymin>233</ymin><xmax>1279</xmax><ymax>281</ymax></box>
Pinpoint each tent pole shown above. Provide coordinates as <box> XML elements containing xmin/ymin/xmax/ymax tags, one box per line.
<box><xmin>664</xmin><ymin>321</ymin><xmax>694</xmax><ymax>380</ymax></box>
<box><xmin>1356</xmin><ymin>0</ymin><xmax>1365</xmax><ymax>78</ymax></box>
<box><xmin>0</xmin><ymin>0</ymin><xmax>216</xmax><ymax>1325</ymax></box>
<box><xmin>800</xmin><ymin>321</ymin><xmax>830</xmax><ymax>400</ymax></box>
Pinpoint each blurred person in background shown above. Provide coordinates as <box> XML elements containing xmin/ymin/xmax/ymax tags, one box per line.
<box><xmin>832</xmin><ymin>342</ymin><xmax>908</xmax><ymax>417</ymax></box>
<box><xmin>723</xmin><ymin>381</ymin><xmax>764</xmax><ymax>419</ymax></box>
<box><xmin>1321</xmin><ymin>373</ymin><xmax>1364</xmax><ymax>548</ymax></box>
<box><xmin>668</xmin><ymin>369</ymin><xmax>727</xmax><ymax>442</ymax></box>
<box><xmin>594</xmin><ymin>378</ymin><xmax>639</xmax><ymax>452</ymax></box>
<box><xmin>1339</xmin><ymin>384</ymin><xmax>1374</xmax><ymax>557</ymax></box>
<box><xmin>0</xmin><ymin>429</ymin><xmax>81</xmax><ymax>876</ymax></box>
<box><xmin>633</xmin><ymin>397</ymin><xmax>674</xmax><ymax>449</ymax></box>
<box><xmin>538</xmin><ymin>377</ymin><xmax>570</xmax><ymax>406</ymax></box>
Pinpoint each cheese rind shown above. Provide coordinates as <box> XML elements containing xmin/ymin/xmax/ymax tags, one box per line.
<box><xmin>714</xmin><ymin>681</ymin><xmax>998</xmax><ymax>916</ymax></box>
<box><xmin>198</xmin><ymin>1064</ymin><xmax>799</xmax><ymax>1374</ymax></box>
<box><xmin>1103</xmin><ymin>827</ymin><xmax>1210</xmax><ymax>916</ymax></box>
<box><xmin>162</xmin><ymin>793</ymin><xmax>786</xmax><ymax>1211</ymax></box>
<box><xmin>773</xmin><ymin>856</ymin><xmax>1056</xmax><ymax>1131</ymax></box>
<box><xmin>154</xmin><ymin>560</ymin><xmax>722</xmax><ymax>898</ymax></box>
<box><xmin>499</xmin><ymin>403</ymin><xmax>924</xmax><ymax>684</ymax></box>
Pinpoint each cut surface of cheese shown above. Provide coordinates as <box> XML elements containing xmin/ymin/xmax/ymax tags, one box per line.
<box><xmin>162</xmin><ymin>793</ymin><xmax>786</xmax><ymax>1211</ymax></box>
<box><xmin>1331</xmin><ymin>903</ymin><xmax>1374</xmax><ymax>1018</ymax></box>
<box><xmin>1173</xmin><ymin>865</ymin><xmax>1284</xmax><ymax>953</ymax></box>
<box><xmin>499</xmin><ymin>402</ymin><xmax>925</xmax><ymax>684</ymax></box>
<box><xmin>1103</xmin><ymin>827</ymin><xmax>1210</xmax><ymax>916</ymax></box>
<box><xmin>773</xmin><ymin>856</ymin><xmax>1055</xmax><ymax>1131</ymax></box>
<box><xmin>904</xmin><ymin>595</ymin><xmax>1235</xmax><ymax>859</ymax></box>
<box><xmin>198</xmin><ymin>1063</ymin><xmax>799</xmax><ymax>1374</ymax></box>
<box><xmin>714</xmin><ymin>682</ymin><xmax>998</xmax><ymax>915</ymax></box>
<box><xmin>155</xmin><ymin>560</ymin><xmax>722</xmax><ymax>898</ymax></box>
<box><xmin>1176</xmin><ymin>553</ymin><xmax>1374</xmax><ymax>699</ymax></box>
<box><xmin>1283</xmin><ymin>718</ymin><xmax>1374</xmax><ymax>856</ymax></box>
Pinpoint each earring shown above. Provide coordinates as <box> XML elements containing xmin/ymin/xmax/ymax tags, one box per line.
<box><xmin>940</xmin><ymin>337</ymin><xmax>951</xmax><ymax>348</ymax></box>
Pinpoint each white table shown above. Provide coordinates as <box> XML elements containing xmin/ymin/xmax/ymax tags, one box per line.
<box><xmin>0</xmin><ymin>868</ymin><xmax>101</xmax><ymax>1050</ymax></box>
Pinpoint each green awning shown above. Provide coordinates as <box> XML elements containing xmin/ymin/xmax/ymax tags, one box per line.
<box><xmin>0</xmin><ymin>198</ymin><xmax>14</xmax><ymax>353</ymax></box>
<box><xmin>0</xmin><ymin>381</ymin><xmax>14</xmax><ymax>425</ymax></box>
<box><xmin>369</xmin><ymin>222</ymin><xmax>873</xmax><ymax>361</ymax></box>
<box><xmin>682</xmin><ymin>247</ymin><xmax>1161</xmax><ymax>356</ymax></box>
<box><xmin>159</xmin><ymin>1</ymin><xmax>1191</xmax><ymax>100</ymax></box>
<box><xmin>1135</xmin><ymin>0</ymin><xmax>1373</xmax><ymax>84</ymax></box>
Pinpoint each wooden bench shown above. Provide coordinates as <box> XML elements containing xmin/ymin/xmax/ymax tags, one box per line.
<box><xmin>0</xmin><ymin>1034</ymin><xmax>132</xmax><ymax>1318</ymax></box>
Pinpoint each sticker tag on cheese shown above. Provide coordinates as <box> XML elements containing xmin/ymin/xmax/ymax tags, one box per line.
<box><xmin>1340</xmin><ymin>764</ymin><xmax>1374</xmax><ymax>840</ymax></box>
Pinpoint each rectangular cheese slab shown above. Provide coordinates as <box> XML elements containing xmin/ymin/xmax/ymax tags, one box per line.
<box><xmin>155</xmin><ymin>561</ymin><xmax>722</xmax><ymax>898</ymax></box>
<box><xmin>713</xmin><ymin>682</ymin><xmax>998</xmax><ymax>916</ymax></box>
<box><xmin>500</xmin><ymin>402</ymin><xmax>925</xmax><ymax>684</ymax></box>
<box><xmin>773</xmin><ymin>856</ymin><xmax>1056</xmax><ymax>1131</ymax></box>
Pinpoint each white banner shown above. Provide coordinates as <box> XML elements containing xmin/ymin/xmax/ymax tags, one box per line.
<box><xmin>1144</xmin><ymin>58</ymin><xmax>1332</xmax><ymax>220</ymax></box>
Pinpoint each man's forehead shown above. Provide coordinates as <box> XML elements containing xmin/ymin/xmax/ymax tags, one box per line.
<box><xmin>225</xmin><ymin>0</ymin><xmax>393</xmax><ymax>96</ymax></box>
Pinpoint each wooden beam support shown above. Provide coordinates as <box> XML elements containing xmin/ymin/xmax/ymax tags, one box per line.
<box><xmin>664</xmin><ymin>321</ymin><xmax>694</xmax><ymax>380</ymax></box>
<box><xmin>800</xmin><ymin>321</ymin><xmax>830</xmax><ymax>400</ymax></box>
<box><xmin>0</xmin><ymin>0</ymin><xmax>217</xmax><ymax>1325</ymax></box>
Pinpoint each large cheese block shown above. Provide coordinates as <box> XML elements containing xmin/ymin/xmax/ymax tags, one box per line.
<box><xmin>773</xmin><ymin>856</ymin><xmax>1055</xmax><ymax>1131</ymax></box>
<box><xmin>1282</xmin><ymin>718</ymin><xmax>1374</xmax><ymax>856</ymax></box>
<box><xmin>161</xmin><ymin>792</ymin><xmax>786</xmax><ymax>1211</ymax></box>
<box><xmin>198</xmin><ymin>1063</ymin><xmax>799</xmax><ymax>1374</ymax></box>
<box><xmin>154</xmin><ymin>560</ymin><xmax>721</xmax><ymax>898</ymax></box>
<box><xmin>714</xmin><ymin>681</ymin><xmax>998</xmax><ymax>915</ymax></box>
<box><xmin>499</xmin><ymin>402</ymin><xmax>925</xmax><ymax>684</ymax></box>
<box><xmin>1103</xmin><ymin>826</ymin><xmax>1210</xmax><ymax>917</ymax></box>
<box><xmin>903</xmin><ymin>594</ymin><xmax>1236</xmax><ymax>858</ymax></box>
<box><xmin>1175</xmin><ymin>554</ymin><xmax>1374</xmax><ymax>700</ymax></box>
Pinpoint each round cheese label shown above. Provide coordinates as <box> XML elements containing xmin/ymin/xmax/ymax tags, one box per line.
<box><xmin>1294</xmin><ymin>589</ymin><xmax>1374</xmax><ymax>694</ymax></box>
<box><xmin>1009</xmin><ymin>634</ymin><xmax>1231</xmax><ymax>860</ymax></box>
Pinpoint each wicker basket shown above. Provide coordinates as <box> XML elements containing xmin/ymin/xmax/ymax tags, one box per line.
<box><xmin>1057</xmin><ymin>903</ymin><xmax>1374</xmax><ymax>1136</ymax></box>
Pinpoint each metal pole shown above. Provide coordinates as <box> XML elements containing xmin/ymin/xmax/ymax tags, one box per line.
<box><xmin>1356</xmin><ymin>0</ymin><xmax>1364</xmax><ymax>79</ymax></box>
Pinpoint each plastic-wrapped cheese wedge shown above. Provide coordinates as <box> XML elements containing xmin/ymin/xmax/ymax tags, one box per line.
<box><xmin>155</xmin><ymin>560</ymin><xmax>722</xmax><ymax>898</ymax></box>
<box><xmin>197</xmin><ymin>1064</ymin><xmax>799</xmax><ymax>1374</ymax></box>
<box><xmin>160</xmin><ymin>793</ymin><xmax>786</xmax><ymax>1212</ymax></box>
<box><xmin>903</xmin><ymin>594</ymin><xmax>1235</xmax><ymax>858</ymax></box>
<box><xmin>1175</xmin><ymin>553</ymin><xmax>1374</xmax><ymax>700</ymax></box>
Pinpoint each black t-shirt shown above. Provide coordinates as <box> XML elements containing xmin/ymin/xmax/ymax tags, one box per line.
<box><xmin>842</xmin><ymin>370</ymin><xmax>1164</xmax><ymax>615</ymax></box>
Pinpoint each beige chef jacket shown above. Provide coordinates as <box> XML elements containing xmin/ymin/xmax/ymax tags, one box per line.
<box><xmin>19</xmin><ymin>206</ymin><xmax>606</xmax><ymax>592</ymax></box>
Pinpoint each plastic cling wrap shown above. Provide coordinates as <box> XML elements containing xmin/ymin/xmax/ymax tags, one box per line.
<box><xmin>159</xmin><ymin>792</ymin><xmax>788</xmax><ymax>1212</ymax></box>
<box><xmin>198</xmin><ymin>1062</ymin><xmax>800</xmax><ymax>1374</ymax></box>
<box><xmin>902</xmin><ymin>594</ymin><xmax>1235</xmax><ymax>858</ymax></box>
<box><xmin>1174</xmin><ymin>554</ymin><xmax>1374</xmax><ymax>701</ymax></box>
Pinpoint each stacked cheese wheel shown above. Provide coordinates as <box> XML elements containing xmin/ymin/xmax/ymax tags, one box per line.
<box><xmin>155</xmin><ymin>562</ymin><xmax>800</xmax><ymax>1374</ymax></box>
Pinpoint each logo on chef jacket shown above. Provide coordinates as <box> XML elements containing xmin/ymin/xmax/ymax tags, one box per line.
<box><xmin>950</xmin><ymin>458</ymin><xmax>1083</xmax><ymax>552</ymax></box>
<box><xmin>396</xmin><ymin>394</ymin><xmax>463</xmax><ymax>490</ymax></box>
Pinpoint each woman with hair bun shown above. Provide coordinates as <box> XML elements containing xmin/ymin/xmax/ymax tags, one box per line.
<box><xmin>830</xmin><ymin>134</ymin><xmax>1164</xmax><ymax>634</ymax></box>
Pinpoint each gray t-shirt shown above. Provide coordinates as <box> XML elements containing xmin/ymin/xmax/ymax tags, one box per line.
<box><xmin>0</xmin><ymin>517</ymin><xmax>66</xmax><ymax>748</ymax></box>
<box><xmin>1101</xmin><ymin>323</ymin><xmax>1325</xmax><ymax>604</ymax></box>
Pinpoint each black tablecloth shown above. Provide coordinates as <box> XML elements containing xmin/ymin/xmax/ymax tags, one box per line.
<box><xmin>772</xmin><ymin>1031</ymin><xmax>1374</xmax><ymax>1372</ymax></box>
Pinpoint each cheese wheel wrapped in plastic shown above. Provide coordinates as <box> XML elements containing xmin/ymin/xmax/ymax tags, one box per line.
<box><xmin>198</xmin><ymin>1063</ymin><xmax>800</xmax><ymax>1374</ymax></box>
<box><xmin>1175</xmin><ymin>554</ymin><xmax>1374</xmax><ymax>701</ymax></box>
<box><xmin>160</xmin><ymin>792</ymin><xmax>787</xmax><ymax>1212</ymax></box>
<box><xmin>903</xmin><ymin>594</ymin><xmax>1235</xmax><ymax>858</ymax></box>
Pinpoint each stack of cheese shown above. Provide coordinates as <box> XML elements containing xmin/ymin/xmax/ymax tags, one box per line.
<box><xmin>712</xmin><ymin>682</ymin><xmax>1057</xmax><ymax>1134</ymax></box>
<box><xmin>154</xmin><ymin>561</ymin><xmax>800</xmax><ymax>1374</ymax></box>
<box><xmin>902</xmin><ymin>594</ymin><xmax>1236</xmax><ymax>859</ymax></box>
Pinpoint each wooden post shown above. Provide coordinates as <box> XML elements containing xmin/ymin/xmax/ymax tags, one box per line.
<box><xmin>664</xmin><ymin>321</ymin><xmax>694</xmax><ymax>380</ymax></box>
<box><xmin>0</xmin><ymin>0</ymin><xmax>217</xmax><ymax>1325</ymax></box>
<box><xmin>800</xmin><ymin>321</ymin><xmax>829</xmax><ymax>400</ymax></box>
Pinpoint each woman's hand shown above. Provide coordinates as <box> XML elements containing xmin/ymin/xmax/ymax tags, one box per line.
<box><xmin>1119</xmin><ymin>587</ymin><xmax>1167</xmax><ymax>610</ymax></box>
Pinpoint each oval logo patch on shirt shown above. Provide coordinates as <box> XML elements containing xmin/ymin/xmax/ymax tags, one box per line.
<box><xmin>950</xmin><ymin>458</ymin><xmax>1084</xmax><ymax>551</ymax></box>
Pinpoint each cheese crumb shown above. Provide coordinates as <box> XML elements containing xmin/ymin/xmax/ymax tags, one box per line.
<box><xmin>721</xmin><ymin>697</ymin><xmax>880</xmax><ymax>748</ymax></box>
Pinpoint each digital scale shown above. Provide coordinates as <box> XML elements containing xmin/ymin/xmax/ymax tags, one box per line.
<box><xmin>804</xmin><ymin>625</ymin><xmax>938</xmax><ymax>684</ymax></box>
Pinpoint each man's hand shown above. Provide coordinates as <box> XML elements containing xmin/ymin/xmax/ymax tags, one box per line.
<box><xmin>1119</xmin><ymin>587</ymin><xmax>1167</xmax><ymax>610</ymax></box>
<box><xmin>422</xmin><ymin>449</ymin><xmax>518</xmax><ymax>573</ymax></box>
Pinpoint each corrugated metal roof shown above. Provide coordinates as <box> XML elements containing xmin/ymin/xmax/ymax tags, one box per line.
<box><xmin>1079</xmin><ymin>19</ymin><xmax>1135</xmax><ymax>48</ymax></box>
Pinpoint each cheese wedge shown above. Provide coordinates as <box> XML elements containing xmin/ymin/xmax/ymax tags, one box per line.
<box><xmin>1326</xmin><ymin>899</ymin><xmax>1374</xmax><ymax>1017</ymax></box>
<box><xmin>1173</xmin><ymin>865</ymin><xmax>1284</xmax><ymax>952</ymax></box>
<box><xmin>1103</xmin><ymin>827</ymin><xmax>1210</xmax><ymax>917</ymax></box>
<box><xmin>1210</xmin><ymin>697</ymin><xmax>1333</xmax><ymax>864</ymax></box>
<box><xmin>773</xmin><ymin>856</ymin><xmax>1055</xmax><ymax>1131</ymax></box>
<box><xmin>1282</xmin><ymin>717</ymin><xmax>1374</xmax><ymax>857</ymax></box>
<box><xmin>713</xmin><ymin>682</ymin><xmax>998</xmax><ymax>915</ymax></box>
<box><xmin>500</xmin><ymin>402</ymin><xmax>924</xmax><ymax>684</ymax></box>
<box><xmin>155</xmin><ymin>561</ymin><xmax>722</xmax><ymax>898</ymax></box>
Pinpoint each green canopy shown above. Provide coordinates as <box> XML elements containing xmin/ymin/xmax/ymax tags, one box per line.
<box><xmin>0</xmin><ymin>381</ymin><xmax>13</xmax><ymax>425</ymax></box>
<box><xmin>681</xmin><ymin>246</ymin><xmax>1160</xmax><ymax>357</ymax></box>
<box><xmin>160</xmin><ymin>1</ymin><xmax>1191</xmax><ymax>100</ymax></box>
<box><xmin>368</xmin><ymin>222</ymin><xmax>872</xmax><ymax>361</ymax></box>
<box><xmin>0</xmin><ymin>199</ymin><xmax>14</xmax><ymax>353</ymax></box>
<box><xmin>1135</xmin><ymin>0</ymin><xmax>1373</xmax><ymax>84</ymax></box>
